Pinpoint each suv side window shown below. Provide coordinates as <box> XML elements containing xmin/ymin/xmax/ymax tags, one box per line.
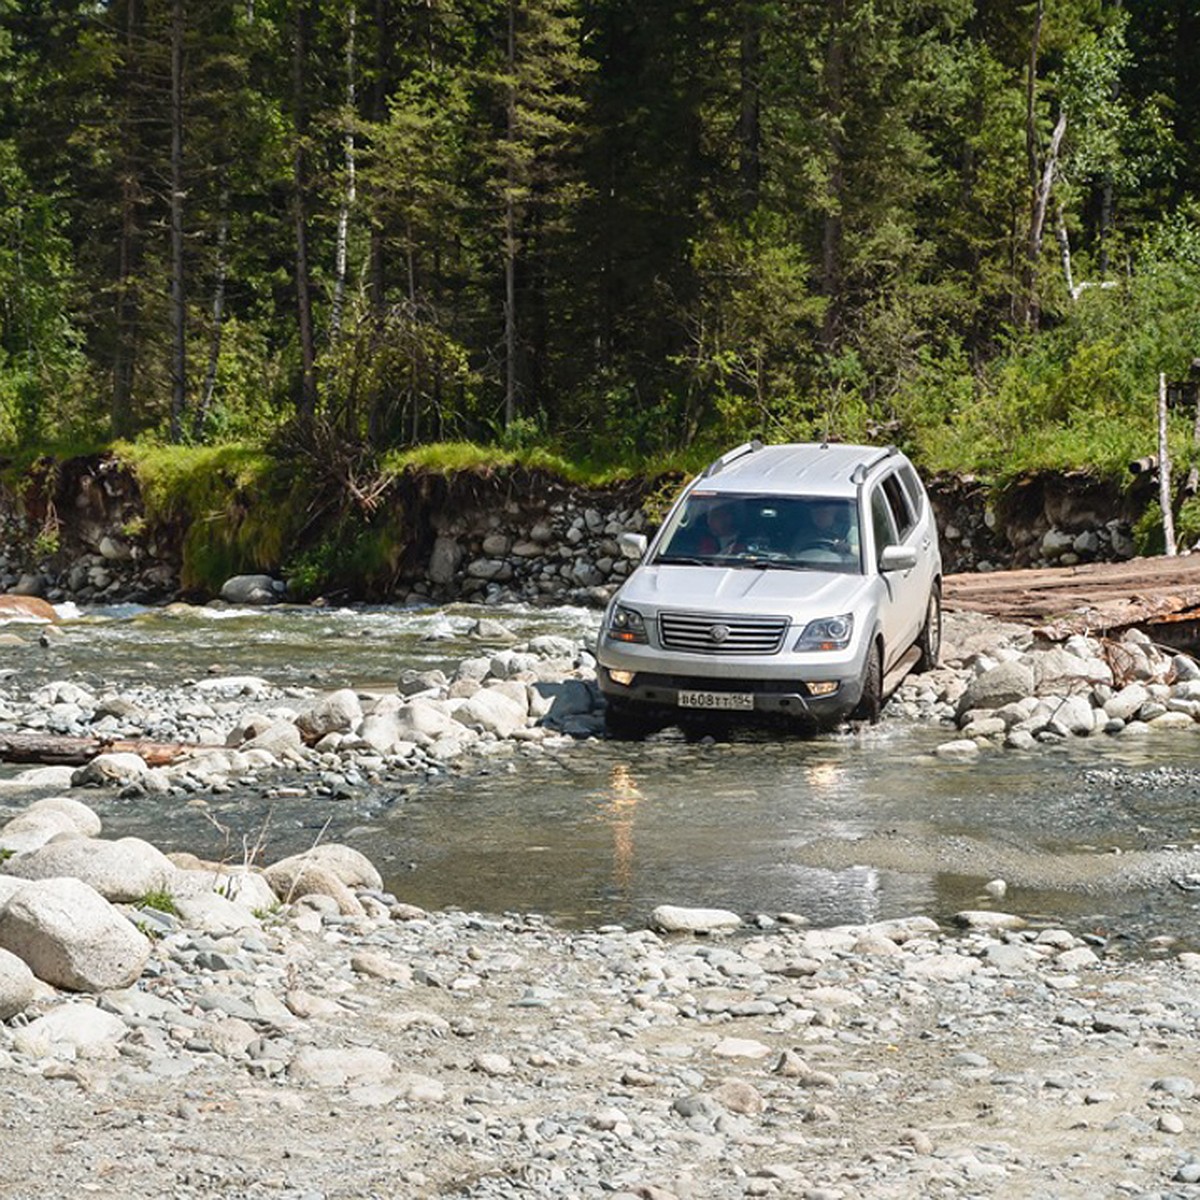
<box><xmin>871</xmin><ymin>487</ymin><xmax>898</xmax><ymax>559</ymax></box>
<box><xmin>881</xmin><ymin>472</ymin><xmax>916</xmax><ymax>540</ymax></box>
<box><xmin>898</xmin><ymin>463</ymin><xmax>925</xmax><ymax>517</ymax></box>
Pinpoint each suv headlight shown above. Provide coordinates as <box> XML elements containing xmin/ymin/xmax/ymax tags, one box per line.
<box><xmin>794</xmin><ymin>614</ymin><xmax>854</xmax><ymax>652</ymax></box>
<box><xmin>607</xmin><ymin>605</ymin><xmax>649</xmax><ymax>644</ymax></box>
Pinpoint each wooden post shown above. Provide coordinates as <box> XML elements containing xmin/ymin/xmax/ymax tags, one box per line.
<box><xmin>1160</xmin><ymin>372</ymin><xmax>1178</xmax><ymax>556</ymax></box>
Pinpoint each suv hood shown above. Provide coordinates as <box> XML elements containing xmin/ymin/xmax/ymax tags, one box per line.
<box><xmin>619</xmin><ymin>563</ymin><xmax>871</xmax><ymax>617</ymax></box>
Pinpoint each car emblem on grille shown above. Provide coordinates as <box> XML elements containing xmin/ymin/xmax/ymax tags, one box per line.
<box><xmin>709</xmin><ymin>624</ymin><xmax>730</xmax><ymax>644</ymax></box>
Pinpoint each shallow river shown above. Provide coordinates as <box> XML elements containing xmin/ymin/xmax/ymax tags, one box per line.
<box><xmin>6</xmin><ymin>602</ymin><xmax>1200</xmax><ymax>950</ymax></box>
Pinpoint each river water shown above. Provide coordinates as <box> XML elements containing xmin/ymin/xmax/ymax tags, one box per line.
<box><xmin>6</xmin><ymin>601</ymin><xmax>1200</xmax><ymax>950</ymax></box>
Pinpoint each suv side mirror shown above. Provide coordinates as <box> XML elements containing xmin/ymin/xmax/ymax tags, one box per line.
<box><xmin>618</xmin><ymin>532</ymin><xmax>648</xmax><ymax>560</ymax></box>
<box><xmin>879</xmin><ymin>544</ymin><xmax>918</xmax><ymax>572</ymax></box>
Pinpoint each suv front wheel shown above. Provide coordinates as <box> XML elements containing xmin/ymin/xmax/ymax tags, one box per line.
<box><xmin>915</xmin><ymin>584</ymin><xmax>942</xmax><ymax>672</ymax></box>
<box><xmin>851</xmin><ymin>641</ymin><xmax>883</xmax><ymax>724</ymax></box>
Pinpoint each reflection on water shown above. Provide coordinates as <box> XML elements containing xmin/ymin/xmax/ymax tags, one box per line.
<box><xmin>591</xmin><ymin>762</ymin><xmax>644</xmax><ymax>901</ymax></box>
<box><xmin>6</xmin><ymin>601</ymin><xmax>1200</xmax><ymax>948</ymax></box>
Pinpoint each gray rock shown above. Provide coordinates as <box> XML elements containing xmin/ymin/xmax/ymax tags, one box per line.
<box><xmin>219</xmin><ymin>574</ymin><xmax>285</xmax><ymax>605</ymax></box>
<box><xmin>0</xmin><ymin>946</ymin><xmax>37</xmax><ymax>1019</ymax></box>
<box><xmin>935</xmin><ymin>738</ymin><xmax>981</xmax><ymax>761</ymax></box>
<box><xmin>531</xmin><ymin>679</ymin><xmax>596</xmax><ymax>725</ymax></box>
<box><xmin>295</xmin><ymin>689</ymin><xmax>363</xmax><ymax>741</ymax></box>
<box><xmin>956</xmin><ymin>662</ymin><xmax>1036</xmax><ymax>719</ymax></box>
<box><xmin>427</xmin><ymin>537</ymin><xmax>463</xmax><ymax>585</ymax></box>
<box><xmin>650</xmin><ymin>905</ymin><xmax>742</xmax><ymax>934</ymax></box>
<box><xmin>0</xmin><ymin>876</ymin><xmax>151</xmax><ymax>992</ymax></box>
<box><xmin>71</xmin><ymin>751</ymin><xmax>150</xmax><ymax>787</ymax></box>
<box><xmin>240</xmin><ymin>720</ymin><xmax>304</xmax><ymax>757</ymax></box>
<box><xmin>3</xmin><ymin>836</ymin><xmax>175</xmax><ymax>902</ymax></box>
<box><xmin>12</xmin><ymin>1002</ymin><xmax>128</xmax><ymax>1058</ymax></box>
<box><xmin>1031</xmin><ymin>646</ymin><xmax>1112</xmax><ymax>692</ymax></box>
<box><xmin>289</xmin><ymin>1045</ymin><xmax>394</xmax><ymax>1088</ymax></box>
<box><xmin>454</xmin><ymin>687</ymin><xmax>527</xmax><ymax>738</ymax></box>
<box><xmin>1105</xmin><ymin>682</ymin><xmax>1149</xmax><ymax>721</ymax></box>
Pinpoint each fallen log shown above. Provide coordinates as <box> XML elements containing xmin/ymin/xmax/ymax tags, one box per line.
<box><xmin>0</xmin><ymin>732</ymin><xmax>210</xmax><ymax>767</ymax></box>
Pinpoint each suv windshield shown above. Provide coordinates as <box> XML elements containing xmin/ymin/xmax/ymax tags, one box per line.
<box><xmin>653</xmin><ymin>492</ymin><xmax>862</xmax><ymax>574</ymax></box>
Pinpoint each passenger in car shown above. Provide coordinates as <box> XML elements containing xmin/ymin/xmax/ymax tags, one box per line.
<box><xmin>794</xmin><ymin>499</ymin><xmax>858</xmax><ymax>557</ymax></box>
<box><xmin>697</xmin><ymin>502</ymin><xmax>745</xmax><ymax>554</ymax></box>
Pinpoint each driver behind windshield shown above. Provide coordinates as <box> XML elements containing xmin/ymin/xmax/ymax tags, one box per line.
<box><xmin>795</xmin><ymin>498</ymin><xmax>857</xmax><ymax>555</ymax></box>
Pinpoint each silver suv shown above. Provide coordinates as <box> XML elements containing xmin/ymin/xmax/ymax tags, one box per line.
<box><xmin>596</xmin><ymin>441</ymin><xmax>942</xmax><ymax>734</ymax></box>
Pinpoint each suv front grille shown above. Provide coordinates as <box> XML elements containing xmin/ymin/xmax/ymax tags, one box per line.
<box><xmin>659</xmin><ymin>611</ymin><xmax>789</xmax><ymax>655</ymax></box>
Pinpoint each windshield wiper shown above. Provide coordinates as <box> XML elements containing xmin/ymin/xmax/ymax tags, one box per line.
<box><xmin>740</xmin><ymin>559</ymin><xmax>812</xmax><ymax>571</ymax></box>
<box><xmin>654</xmin><ymin>554</ymin><xmax>710</xmax><ymax>566</ymax></box>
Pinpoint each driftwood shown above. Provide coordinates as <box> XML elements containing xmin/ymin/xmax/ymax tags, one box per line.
<box><xmin>0</xmin><ymin>732</ymin><xmax>206</xmax><ymax>767</ymax></box>
<box><xmin>944</xmin><ymin>554</ymin><xmax>1200</xmax><ymax>640</ymax></box>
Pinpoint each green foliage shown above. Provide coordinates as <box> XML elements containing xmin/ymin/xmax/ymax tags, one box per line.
<box><xmin>115</xmin><ymin>440</ymin><xmax>310</xmax><ymax>591</ymax></box>
<box><xmin>137</xmin><ymin>889</ymin><xmax>179</xmax><ymax>916</ymax></box>
<box><xmin>1</xmin><ymin>0</ymin><xmax>1199</xmax><ymax>488</ymax></box>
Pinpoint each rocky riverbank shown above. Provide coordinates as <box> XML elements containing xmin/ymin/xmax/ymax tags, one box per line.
<box><xmin>4</xmin><ymin>611</ymin><xmax>1200</xmax><ymax>1195</ymax></box>
<box><xmin>4</xmin><ymin>795</ymin><xmax>1200</xmax><ymax>1199</ymax></box>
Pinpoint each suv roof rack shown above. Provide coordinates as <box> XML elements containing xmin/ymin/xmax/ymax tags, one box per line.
<box><xmin>701</xmin><ymin>439</ymin><xmax>763</xmax><ymax>478</ymax></box>
<box><xmin>850</xmin><ymin>445</ymin><xmax>897</xmax><ymax>484</ymax></box>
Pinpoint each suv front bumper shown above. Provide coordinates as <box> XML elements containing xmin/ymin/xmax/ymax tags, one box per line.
<box><xmin>596</xmin><ymin>664</ymin><xmax>866</xmax><ymax>723</ymax></box>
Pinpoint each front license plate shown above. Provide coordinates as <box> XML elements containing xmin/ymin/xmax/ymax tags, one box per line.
<box><xmin>677</xmin><ymin>690</ymin><xmax>755</xmax><ymax>711</ymax></box>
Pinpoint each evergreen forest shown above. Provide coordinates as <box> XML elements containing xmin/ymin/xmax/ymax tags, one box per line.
<box><xmin>2</xmin><ymin>0</ymin><xmax>1200</xmax><ymax>489</ymax></box>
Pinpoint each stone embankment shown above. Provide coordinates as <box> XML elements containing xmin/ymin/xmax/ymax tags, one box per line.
<box><xmin>0</xmin><ymin>455</ymin><xmax>1151</xmax><ymax>607</ymax></box>
<box><xmin>2</xmin><ymin>795</ymin><xmax>1200</xmax><ymax>1197</ymax></box>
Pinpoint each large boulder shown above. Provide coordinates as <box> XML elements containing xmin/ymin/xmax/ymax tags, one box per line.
<box><xmin>956</xmin><ymin>661</ymin><xmax>1036</xmax><ymax>720</ymax></box>
<box><xmin>269</xmin><ymin>844</ymin><xmax>382</xmax><ymax>891</ymax></box>
<box><xmin>393</xmin><ymin>697</ymin><xmax>471</xmax><ymax>743</ymax></box>
<box><xmin>239</xmin><ymin>720</ymin><xmax>304</xmax><ymax>758</ymax></box>
<box><xmin>12</xmin><ymin>1003</ymin><xmax>128</xmax><ymax>1059</ymax></box>
<box><xmin>3</xmin><ymin>836</ymin><xmax>176</xmax><ymax>902</ymax></box>
<box><xmin>1030</xmin><ymin>645</ymin><xmax>1113</xmax><ymax>693</ymax></box>
<box><xmin>650</xmin><ymin>905</ymin><xmax>743</xmax><ymax>934</ymax></box>
<box><xmin>0</xmin><ymin>947</ymin><xmax>37</xmax><ymax>1019</ymax></box>
<box><xmin>427</xmin><ymin>537</ymin><xmax>463</xmax><ymax>586</ymax></box>
<box><xmin>530</xmin><ymin>680</ymin><xmax>596</xmax><ymax>725</ymax></box>
<box><xmin>71</xmin><ymin>752</ymin><xmax>150</xmax><ymax>787</ymax></box>
<box><xmin>0</xmin><ymin>877</ymin><xmax>151</xmax><ymax>992</ymax></box>
<box><xmin>171</xmin><ymin>864</ymin><xmax>278</xmax><ymax>912</ymax></box>
<box><xmin>454</xmin><ymin>687</ymin><xmax>528</xmax><ymax>738</ymax></box>
<box><xmin>219</xmin><ymin>574</ymin><xmax>285</xmax><ymax>605</ymax></box>
<box><xmin>264</xmin><ymin>844</ymin><xmax>382</xmax><ymax>916</ymax></box>
<box><xmin>0</xmin><ymin>797</ymin><xmax>100</xmax><ymax>855</ymax></box>
<box><xmin>295</xmin><ymin>689</ymin><xmax>363</xmax><ymax>742</ymax></box>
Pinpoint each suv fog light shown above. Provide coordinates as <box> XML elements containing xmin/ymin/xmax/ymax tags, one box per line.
<box><xmin>609</xmin><ymin>669</ymin><xmax>636</xmax><ymax>686</ymax></box>
<box><xmin>807</xmin><ymin>681</ymin><xmax>839</xmax><ymax>697</ymax></box>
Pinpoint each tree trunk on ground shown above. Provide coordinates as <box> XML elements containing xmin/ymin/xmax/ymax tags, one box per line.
<box><xmin>0</xmin><ymin>732</ymin><xmax>213</xmax><ymax>768</ymax></box>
